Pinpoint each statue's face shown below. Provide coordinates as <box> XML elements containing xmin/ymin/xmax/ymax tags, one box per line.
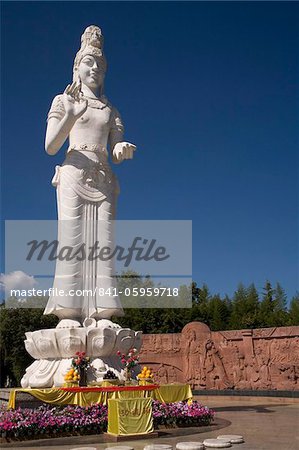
<box><xmin>79</xmin><ymin>54</ymin><xmax>105</xmax><ymax>89</ymax></box>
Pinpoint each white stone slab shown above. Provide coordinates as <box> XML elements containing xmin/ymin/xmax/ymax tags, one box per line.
<box><xmin>71</xmin><ymin>447</ymin><xmax>97</xmax><ymax>450</ymax></box>
<box><xmin>176</xmin><ymin>442</ymin><xmax>204</xmax><ymax>450</ymax></box>
<box><xmin>217</xmin><ymin>435</ymin><xmax>244</xmax><ymax>444</ymax></box>
<box><xmin>144</xmin><ymin>445</ymin><xmax>172</xmax><ymax>450</ymax></box>
<box><xmin>105</xmin><ymin>447</ymin><xmax>134</xmax><ymax>450</ymax></box>
<box><xmin>203</xmin><ymin>439</ymin><xmax>231</xmax><ymax>448</ymax></box>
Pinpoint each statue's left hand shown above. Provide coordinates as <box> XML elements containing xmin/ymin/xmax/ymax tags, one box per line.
<box><xmin>113</xmin><ymin>142</ymin><xmax>136</xmax><ymax>162</ymax></box>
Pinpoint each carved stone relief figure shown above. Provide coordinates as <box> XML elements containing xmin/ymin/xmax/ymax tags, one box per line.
<box><xmin>173</xmin><ymin>335</ymin><xmax>181</xmax><ymax>352</ymax></box>
<box><xmin>157</xmin><ymin>363</ymin><xmax>168</xmax><ymax>384</ymax></box>
<box><xmin>204</xmin><ymin>339</ymin><xmax>232</xmax><ymax>389</ymax></box>
<box><xmin>168</xmin><ymin>365</ymin><xmax>178</xmax><ymax>383</ymax></box>
<box><xmin>232</xmin><ymin>351</ymin><xmax>248</xmax><ymax>389</ymax></box>
<box><xmin>139</xmin><ymin>335</ymin><xmax>150</xmax><ymax>354</ymax></box>
<box><xmin>220</xmin><ymin>340</ymin><xmax>239</xmax><ymax>384</ymax></box>
<box><xmin>163</xmin><ymin>336</ymin><xmax>174</xmax><ymax>352</ymax></box>
<box><xmin>154</xmin><ymin>335</ymin><xmax>163</xmax><ymax>353</ymax></box>
<box><xmin>253</xmin><ymin>341</ymin><xmax>271</xmax><ymax>389</ymax></box>
<box><xmin>184</xmin><ymin>329</ymin><xmax>205</xmax><ymax>388</ymax></box>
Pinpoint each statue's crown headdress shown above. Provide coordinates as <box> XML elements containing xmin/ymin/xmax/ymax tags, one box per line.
<box><xmin>73</xmin><ymin>25</ymin><xmax>107</xmax><ymax>83</ymax></box>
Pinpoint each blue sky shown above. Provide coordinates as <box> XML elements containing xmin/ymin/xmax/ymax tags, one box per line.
<box><xmin>1</xmin><ymin>1</ymin><xmax>298</xmax><ymax>301</ymax></box>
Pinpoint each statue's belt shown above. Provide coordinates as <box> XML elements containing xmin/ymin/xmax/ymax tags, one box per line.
<box><xmin>67</xmin><ymin>143</ymin><xmax>108</xmax><ymax>156</ymax></box>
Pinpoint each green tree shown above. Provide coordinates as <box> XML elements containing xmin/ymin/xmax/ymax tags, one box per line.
<box><xmin>288</xmin><ymin>294</ymin><xmax>299</xmax><ymax>325</ymax></box>
<box><xmin>190</xmin><ymin>284</ymin><xmax>210</xmax><ymax>323</ymax></box>
<box><xmin>272</xmin><ymin>282</ymin><xmax>288</xmax><ymax>325</ymax></box>
<box><xmin>229</xmin><ymin>283</ymin><xmax>248</xmax><ymax>329</ymax></box>
<box><xmin>243</xmin><ymin>283</ymin><xmax>260</xmax><ymax>328</ymax></box>
<box><xmin>259</xmin><ymin>281</ymin><xmax>275</xmax><ymax>326</ymax></box>
<box><xmin>207</xmin><ymin>294</ymin><xmax>230</xmax><ymax>331</ymax></box>
<box><xmin>0</xmin><ymin>302</ymin><xmax>57</xmax><ymax>386</ymax></box>
<box><xmin>259</xmin><ymin>281</ymin><xmax>289</xmax><ymax>327</ymax></box>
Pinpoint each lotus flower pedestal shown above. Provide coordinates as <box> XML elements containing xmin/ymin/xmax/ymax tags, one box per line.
<box><xmin>21</xmin><ymin>319</ymin><xmax>142</xmax><ymax>388</ymax></box>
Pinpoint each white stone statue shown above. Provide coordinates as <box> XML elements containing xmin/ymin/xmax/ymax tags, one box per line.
<box><xmin>21</xmin><ymin>26</ymin><xmax>141</xmax><ymax>388</ymax></box>
<box><xmin>43</xmin><ymin>25</ymin><xmax>136</xmax><ymax>327</ymax></box>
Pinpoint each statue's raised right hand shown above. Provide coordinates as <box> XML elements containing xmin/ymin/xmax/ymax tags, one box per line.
<box><xmin>62</xmin><ymin>82</ymin><xmax>88</xmax><ymax>120</ymax></box>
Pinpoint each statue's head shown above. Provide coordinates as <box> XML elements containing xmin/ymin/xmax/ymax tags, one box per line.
<box><xmin>73</xmin><ymin>25</ymin><xmax>107</xmax><ymax>93</ymax></box>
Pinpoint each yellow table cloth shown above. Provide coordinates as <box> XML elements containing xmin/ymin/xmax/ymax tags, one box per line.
<box><xmin>8</xmin><ymin>384</ymin><xmax>192</xmax><ymax>409</ymax></box>
<box><xmin>108</xmin><ymin>397</ymin><xmax>153</xmax><ymax>436</ymax></box>
<box><xmin>152</xmin><ymin>383</ymin><xmax>192</xmax><ymax>403</ymax></box>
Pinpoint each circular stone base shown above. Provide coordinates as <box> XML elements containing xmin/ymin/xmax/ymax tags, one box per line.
<box><xmin>217</xmin><ymin>435</ymin><xmax>244</xmax><ymax>444</ymax></box>
<box><xmin>203</xmin><ymin>439</ymin><xmax>231</xmax><ymax>448</ymax></box>
<box><xmin>104</xmin><ymin>447</ymin><xmax>134</xmax><ymax>450</ymax></box>
<box><xmin>71</xmin><ymin>447</ymin><xmax>97</xmax><ymax>450</ymax></box>
<box><xmin>176</xmin><ymin>442</ymin><xmax>204</xmax><ymax>450</ymax></box>
<box><xmin>144</xmin><ymin>445</ymin><xmax>172</xmax><ymax>450</ymax></box>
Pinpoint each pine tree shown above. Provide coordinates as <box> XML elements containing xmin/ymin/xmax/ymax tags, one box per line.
<box><xmin>243</xmin><ymin>283</ymin><xmax>260</xmax><ymax>328</ymax></box>
<box><xmin>190</xmin><ymin>283</ymin><xmax>210</xmax><ymax>323</ymax></box>
<box><xmin>273</xmin><ymin>282</ymin><xmax>287</xmax><ymax>312</ymax></box>
<box><xmin>207</xmin><ymin>294</ymin><xmax>230</xmax><ymax>331</ymax></box>
<box><xmin>259</xmin><ymin>281</ymin><xmax>276</xmax><ymax>326</ymax></box>
<box><xmin>288</xmin><ymin>294</ymin><xmax>299</xmax><ymax>325</ymax></box>
<box><xmin>229</xmin><ymin>283</ymin><xmax>248</xmax><ymax>329</ymax></box>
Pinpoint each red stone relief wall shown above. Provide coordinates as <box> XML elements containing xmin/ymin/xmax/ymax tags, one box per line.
<box><xmin>139</xmin><ymin>322</ymin><xmax>299</xmax><ymax>390</ymax></box>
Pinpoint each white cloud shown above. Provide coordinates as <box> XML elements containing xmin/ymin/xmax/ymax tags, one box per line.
<box><xmin>0</xmin><ymin>271</ymin><xmax>38</xmax><ymax>292</ymax></box>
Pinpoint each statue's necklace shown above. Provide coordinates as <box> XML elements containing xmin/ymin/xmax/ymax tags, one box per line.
<box><xmin>83</xmin><ymin>95</ymin><xmax>108</xmax><ymax>110</ymax></box>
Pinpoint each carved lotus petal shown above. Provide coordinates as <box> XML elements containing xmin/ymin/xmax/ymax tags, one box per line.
<box><xmin>134</xmin><ymin>331</ymin><xmax>143</xmax><ymax>352</ymax></box>
<box><xmin>28</xmin><ymin>360</ymin><xmax>59</xmax><ymax>388</ymax></box>
<box><xmin>53</xmin><ymin>359</ymin><xmax>73</xmax><ymax>387</ymax></box>
<box><xmin>21</xmin><ymin>360</ymin><xmax>40</xmax><ymax>388</ymax></box>
<box><xmin>24</xmin><ymin>339</ymin><xmax>42</xmax><ymax>360</ymax></box>
<box><xmin>32</xmin><ymin>329</ymin><xmax>60</xmax><ymax>358</ymax></box>
<box><xmin>115</xmin><ymin>328</ymin><xmax>135</xmax><ymax>354</ymax></box>
<box><xmin>56</xmin><ymin>328</ymin><xmax>86</xmax><ymax>358</ymax></box>
<box><xmin>87</xmin><ymin>327</ymin><xmax>116</xmax><ymax>357</ymax></box>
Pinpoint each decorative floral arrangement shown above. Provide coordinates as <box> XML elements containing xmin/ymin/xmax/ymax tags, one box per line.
<box><xmin>0</xmin><ymin>401</ymin><xmax>214</xmax><ymax>441</ymax></box>
<box><xmin>72</xmin><ymin>351</ymin><xmax>90</xmax><ymax>370</ymax></box>
<box><xmin>117</xmin><ymin>348</ymin><xmax>139</xmax><ymax>370</ymax></box>
<box><xmin>137</xmin><ymin>366</ymin><xmax>154</xmax><ymax>380</ymax></box>
<box><xmin>64</xmin><ymin>351</ymin><xmax>90</xmax><ymax>384</ymax></box>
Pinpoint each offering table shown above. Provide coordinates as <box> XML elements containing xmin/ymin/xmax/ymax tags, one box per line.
<box><xmin>7</xmin><ymin>384</ymin><xmax>192</xmax><ymax>409</ymax></box>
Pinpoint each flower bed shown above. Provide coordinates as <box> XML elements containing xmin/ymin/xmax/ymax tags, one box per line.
<box><xmin>152</xmin><ymin>400</ymin><xmax>215</xmax><ymax>428</ymax></box>
<box><xmin>0</xmin><ymin>404</ymin><xmax>108</xmax><ymax>442</ymax></box>
<box><xmin>0</xmin><ymin>401</ymin><xmax>214</xmax><ymax>442</ymax></box>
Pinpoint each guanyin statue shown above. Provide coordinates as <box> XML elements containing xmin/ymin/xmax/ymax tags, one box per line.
<box><xmin>43</xmin><ymin>25</ymin><xmax>136</xmax><ymax>327</ymax></box>
<box><xmin>21</xmin><ymin>26</ymin><xmax>142</xmax><ymax>387</ymax></box>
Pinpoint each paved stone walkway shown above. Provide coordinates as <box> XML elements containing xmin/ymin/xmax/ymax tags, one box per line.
<box><xmin>2</xmin><ymin>396</ymin><xmax>298</xmax><ymax>450</ymax></box>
